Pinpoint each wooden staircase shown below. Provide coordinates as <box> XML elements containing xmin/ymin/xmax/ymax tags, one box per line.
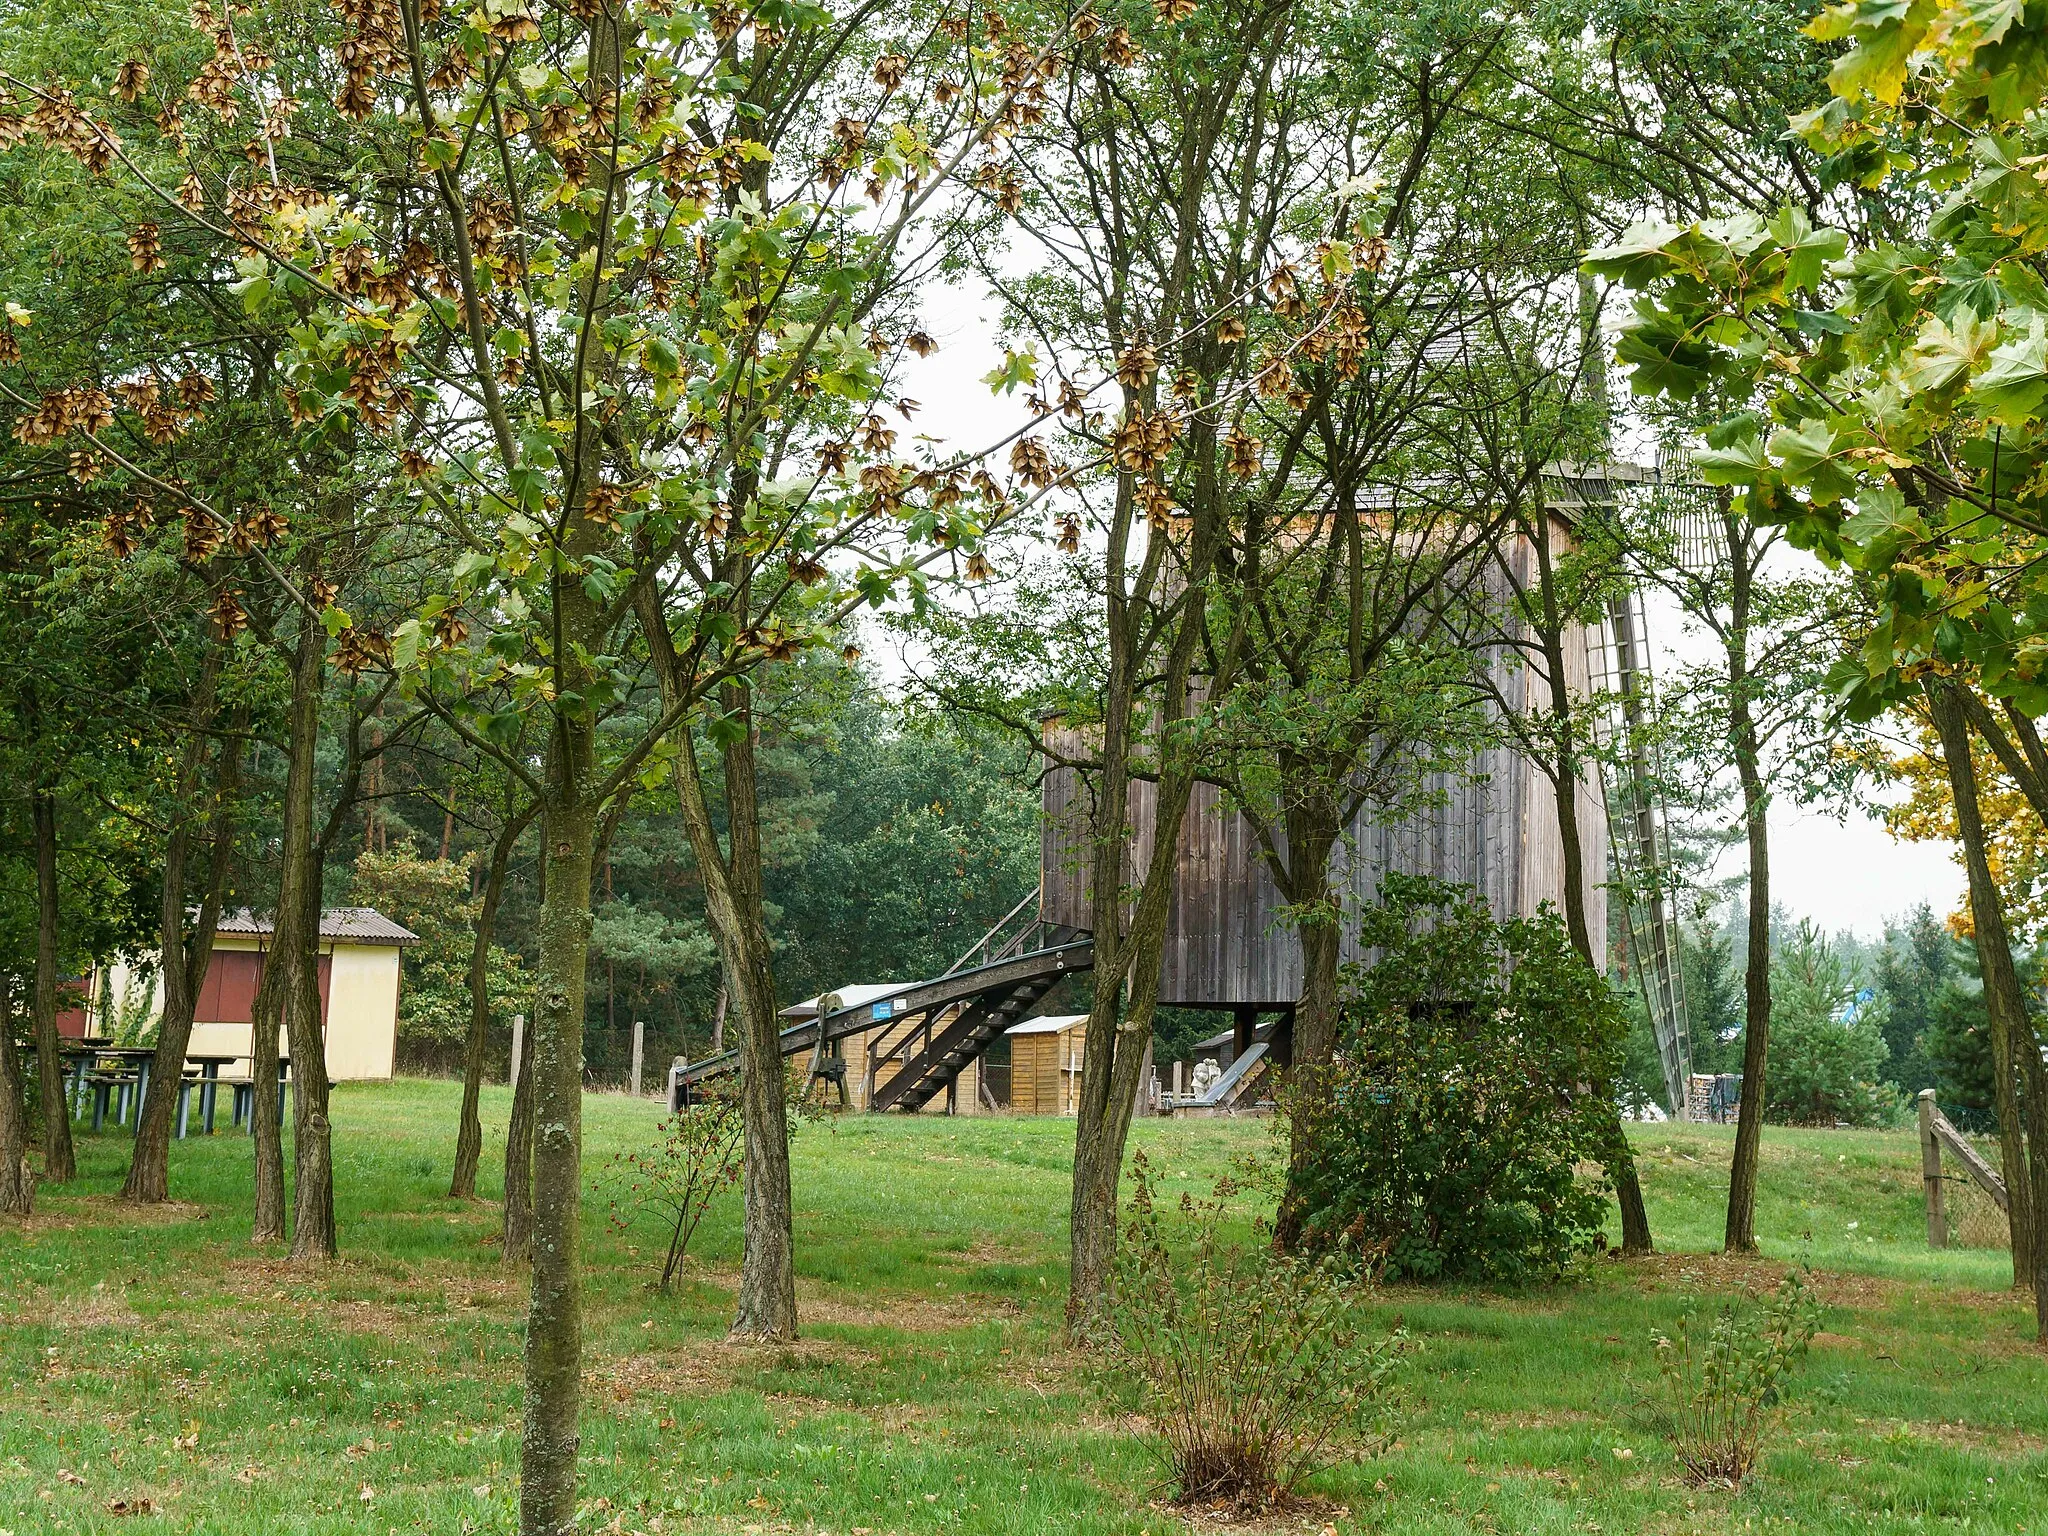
<box><xmin>672</xmin><ymin>889</ymin><xmax>1092</xmax><ymax>1111</ymax></box>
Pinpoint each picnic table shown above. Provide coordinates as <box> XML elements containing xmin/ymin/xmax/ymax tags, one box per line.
<box><xmin>30</xmin><ymin>1044</ymin><xmax>291</xmax><ymax>1137</ymax></box>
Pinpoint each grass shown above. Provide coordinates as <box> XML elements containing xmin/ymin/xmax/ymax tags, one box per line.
<box><xmin>1</xmin><ymin>1081</ymin><xmax>2045</xmax><ymax>1534</ymax></box>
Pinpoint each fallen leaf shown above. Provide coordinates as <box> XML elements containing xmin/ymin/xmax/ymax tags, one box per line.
<box><xmin>105</xmin><ymin>1497</ymin><xmax>154</xmax><ymax>1516</ymax></box>
<box><xmin>57</xmin><ymin>1470</ymin><xmax>86</xmax><ymax>1487</ymax></box>
<box><xmin>358</xmin><ymin>1483</ymin><xmax>375</xmax><ymax>1503</ymax></box>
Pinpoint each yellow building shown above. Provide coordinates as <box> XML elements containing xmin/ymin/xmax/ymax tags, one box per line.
<box><xmin>99</xmin><ymin>908</ymin><xmax>418</xmax><ymax>1082</ymax></box>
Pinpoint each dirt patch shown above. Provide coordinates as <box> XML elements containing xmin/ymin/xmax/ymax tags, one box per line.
<box><xmin>12</xmin><ymin>1196</ymin><xmax>210</xmax><ymax>1233</ymax></box>
<box><xmin>1616</xmin><ymin>1251</ymin><xmax>2017</xmax><ymax>1311</ymax></box>
<box><xmin>793</xmin><ymin>1284</ymin><xmax>1017</xmax><ymax>1335</ymax></box>
<box><xmin>1158</xmin><ymin>1492</ymin><xmax>1354</xmax><ymax>1534</ymax></box>
<box><xmin>589</xmin><ymin>1335</ymin><xmax>882</xmax><ymax>1405</ymax></box>
<box><xmin>2</xmin><ymin>1287</ymin><xmax>145</xmax><ymax>1331</ymax></box>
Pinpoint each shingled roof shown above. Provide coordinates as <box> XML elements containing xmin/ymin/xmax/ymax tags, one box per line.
<box><xmin>215</xmin><ymin>907</ymin><xmax>420</xmax><ymax>945</ymax></box>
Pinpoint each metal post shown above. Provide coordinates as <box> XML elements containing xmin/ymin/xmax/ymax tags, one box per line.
<box><xmin>1920</xmin><ymin>1089</ymin><xmax>1948</xmax><ymax>1249</ymax></box>
<box><xmin>630</xmin><ymin>1019</ymin><xmax>645</xmax><ymax>1098</ymax></box>
<box><xmin>510</xmin><ymin>1013</ymin><xmax>525</xmax><ymax>1090</ymax></box>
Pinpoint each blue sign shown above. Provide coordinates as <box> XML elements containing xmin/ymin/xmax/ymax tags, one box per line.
<box><xmin>872</xmin><ymin>1001</ymin><xmax>894</xmax><ymax>1020</ymax></box>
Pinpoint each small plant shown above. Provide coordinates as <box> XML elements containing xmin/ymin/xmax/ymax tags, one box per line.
<box><xmin>1642</xmin><ymin>1272</ymin><xmax>1823</xmax><ymax>1487</ymax></box>
<box><xmin>1095</xmin><ymin>1152</ymin><xmax>1405</xmax><ymax>1512</ymax></box>
<box><xmin>607</xmin><ymin>1090</ymin><xmax>745</xmax><ymax>1292</ymax></box>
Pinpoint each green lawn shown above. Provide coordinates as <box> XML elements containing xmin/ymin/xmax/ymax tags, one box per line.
<box><xmin>2</xmin><ymin>1081</ymin><xmax>2045</xmax><ymax>1533</ymax></box>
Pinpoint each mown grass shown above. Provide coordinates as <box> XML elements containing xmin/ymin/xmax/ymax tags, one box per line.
<box><xmin>2</xmin><ymin>1081</ymin><xmax>2045</xmax><ymax>1534</ymax></box>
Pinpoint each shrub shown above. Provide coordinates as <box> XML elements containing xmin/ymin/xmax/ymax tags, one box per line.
<box><xmin>606</xmin><ymin>1091</ymin><xmax>745</xmax><ymax>1291</ymax></box>
<box><xmin>1096</xmin><ymin>1153</ymin><xmax>1405</xmax><ymax>1512</ymax></box>
<box><xmin>1280</xmin><ymin>875</ymin><xmax>1627</xmax><ymax>1283</ymax></box>
<box><xmin>1640</xmin><ymin>1273</ymin><xmax>1822</xmax><ymax>1487</ymax></box>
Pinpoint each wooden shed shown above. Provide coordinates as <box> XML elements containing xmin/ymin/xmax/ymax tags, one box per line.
<box><xmin>96</xmin><ymin>908</ymin><xmax>419</xmax><ymax>1081</ymax></box>
<box><xmin>1004</xmin><ymin>1015</ymin><xmax>1088</xmax><ymax>1115</ymax></box>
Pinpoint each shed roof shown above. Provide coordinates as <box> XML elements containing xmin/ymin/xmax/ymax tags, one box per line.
<box><xmin>1006</xmin><ymin>1014</ymin><xmax>1088</xmax><ymax>1036</ymax></box>
<box><xmin>216</xmin><ymin>907</ymin><xmax>420</xmax><ymax>945</ymax></box>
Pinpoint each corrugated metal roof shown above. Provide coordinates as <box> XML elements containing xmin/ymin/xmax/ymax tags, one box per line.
<box><xmin>215</xmin><ymin>907</ymin><xmax>420</xmax><ymax>945</ymax></box>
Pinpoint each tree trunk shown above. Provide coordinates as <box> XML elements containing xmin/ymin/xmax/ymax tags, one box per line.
<box><xmin>266</xmin><ymin>614</ymin><xmax>337</xmax><ymax>1262</ymax></box>
<box><xmin>502</xmin><ymin>1014</ymin><xmax>535</xmax><ymax>1260</ymax></box>
<box><xmin>0</xmin><ymin>979</ymin><xmax>33</xmax><ymax>1215</ymax></box>
<box><xmin>249</xmin><ymin>958</ymin><xmax>287</xmax><ymax>1240</ymax></box>
<box><xmin>1271</xmin><ymin>806</ymin><xmax>1340</xmax><ymax>1254</ymax></box>
<box><xmin>1722</xmin><ymin>672</ymin><xmax>1772</xmax><ymax>1255</ymax></box>
<box><xmin>520</xmin><ymin>745</ymin><xmax>597</xmax><ymax>1536</ymax></box>
<box><xmin>30</xmin><ymin>787</ymin><xmax>76</xmax><ymax>1183</ymax></box>
<box><xmin>125</xmin><ymin>690</ymin><xmax>236</xmax><ymax>1205</ymax></box>
<box><xmin>454</xmin><ymin>800</ymin><xmax>535</xmax><ymax>1200</ymax></box>
<box><xmin>638</xmin><ymin>588</ymin><xmax>797</xmax><ymax>1339</ymax></box>
<box><xmin>1929</xmin><ymin>680</ymin><xmax>2048</xmax><ymax>1330</ymax></box>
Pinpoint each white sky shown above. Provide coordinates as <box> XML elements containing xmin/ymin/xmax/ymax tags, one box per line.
<box><xmin>888</xmin><ymin>280</ymin><xmax>1965</xmax><ymax>944</ymax></box>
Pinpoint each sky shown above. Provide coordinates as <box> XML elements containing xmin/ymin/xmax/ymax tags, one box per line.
<box><xmin>887</xmin><ymin>281</ymin><xmax>1966</xmax><ymax>944</ymax></box>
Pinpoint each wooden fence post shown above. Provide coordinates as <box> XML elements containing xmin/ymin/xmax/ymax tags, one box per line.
<box><xmin>510</xmin><ymin>1013</ymin><xmax>525</xmax><ymax>1092</ymax></box>
<box><xmin>630</xmin><ymin>1020</ymin><xmax>645</xmax><ymax>1098</ymax></box>
<box><xmin>1919</xmin><ymin>1089</ymin><xmax>1948</xmax><ymax>1250</ymax></box>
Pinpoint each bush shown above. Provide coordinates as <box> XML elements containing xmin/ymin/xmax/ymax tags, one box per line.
<box><xmin>1280</xmin><ymin>875</ymin><xmax>1627</xmax><ymax>1283</ymax></box>
<box><xmin>606</xmin><ymin>1091</ymin><xmax>745</xmax><ymax>1291</ymax></box>
<box><xmin>1639</xmin><ymin>1273</ymin><xmax>1822</xmax><ymax>1487</ymax></box>
<box><xmin>1096</xmin><ymin>1154</ymin><xmax>1404</xmax><ymax>1512</ymax></box>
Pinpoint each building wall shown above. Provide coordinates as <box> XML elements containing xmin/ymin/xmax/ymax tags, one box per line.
<box><xmin>1041</xmin><ymin>532</ymin><xmax>1612</xmax><ymax>1008</ymax></box>
<box><xmin>1007</xmin><ymin>1028</ymin><xmax>1083</xmax><ymax>1115</ymax></box>
<box><xmin>103</xmin><ymin>935</ymin><xmax>402</xmax><ymax>1083</ymax></box>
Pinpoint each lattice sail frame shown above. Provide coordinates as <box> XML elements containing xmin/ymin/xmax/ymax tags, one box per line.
<box><xmin>1585</xmin><ymin>587</ymin><xmax>1693</xmax><ymax>1118</ymax></box>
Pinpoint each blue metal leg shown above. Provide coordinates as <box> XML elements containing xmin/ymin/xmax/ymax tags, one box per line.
<box><xmin>92</xmin><ymin>1082</ymin><xmax>108</xmax><ymax>1132</ymax></box>
<box><xmin>176</xmin><ymin>1082</ymin><xmax>192</xmax><ymax>1140</ymax></box>
<box><xmin>201</xmin><ymin>1075</ymin><xmax>218</xmax><ymax>1134</ymax></box>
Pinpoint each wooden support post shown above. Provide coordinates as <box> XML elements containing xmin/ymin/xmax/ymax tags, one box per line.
<box><xmin>1920</xmin><ymin>1089</ymin><xmax>1948</xmax><ymax>1250</ymax></box>
<box><xmin>1230</xmin><ymin>1005</ymin><xmax>1255</xmax><ymax>1067</ymax></box>
<box><xmin>1172</xmin><ymin>1058</ymin><xmax>1186</xmax><ymax>1098</ymax></box>
<box><xmin>510</xmin><ymin>1013</ymin><xmax>525</xmax><ymax>1091</ymax></box>
<box><xmin>630</xmin><ymin>1019</ymin><xmax>645</xmax><ymax>1099</ymax></box>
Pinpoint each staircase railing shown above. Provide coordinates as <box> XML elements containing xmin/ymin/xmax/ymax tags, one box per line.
<box><xmin>942</xmin><ymin>887</ymin><xmax>1045</xmax><ymax>976</ymax></box>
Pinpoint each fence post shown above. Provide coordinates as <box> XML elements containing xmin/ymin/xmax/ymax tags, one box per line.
<box><xmin>630</xmin><ymin>1019</ymin><xmax>645</xmax><ymax>1098</ymax></box>
<box><xmin>1919</xmin><ymin>1088</ymin><xmax>1948</xmax><ymax>1249</ymax></box>
<box><xmin>510</xmin><ymin>1013</ymin><xmax>525</xmax><ymax>1091</ymax></box>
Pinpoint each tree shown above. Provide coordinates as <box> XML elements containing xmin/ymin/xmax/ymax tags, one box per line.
<box><xmin>1869</xmin><ymin>903</ymin><xmax>1954</xmax><ymax>1095</ymax></box>
<box><xmin>1583</xmin><ymin>0</ymin><xmax>2048</xmax><ymax>1330</ymax></box>
<box><xmin>1762</xmin><ymin>918</ymin><xmax>1892</xmax><ymax>1127</ymax></box>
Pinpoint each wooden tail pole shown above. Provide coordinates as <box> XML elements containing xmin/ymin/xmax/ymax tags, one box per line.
<box><xmin>630</xmin><ymin>1019</ymin><xmax>645</xmax><ymax>1099</ymax></box>
<box><xmin>510</xmin><ymin>1013</ymin><xmax>525</xmax><ymax>1091</ymax></box>
<box><xmin>1920</xmin><ymin>1089</ymin><xmax>1948</xmax><ymax>1250</ymax></box>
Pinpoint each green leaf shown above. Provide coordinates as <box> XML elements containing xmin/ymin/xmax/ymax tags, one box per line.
<box><xmin>1694</xmin><ymin>433</ymin><xmax>1771</xmax><ymax>485</ymax></box>
<box><xmin>1839</xmin><ymin>485</ymin><xmax>1924</xmax><ymax>569</ymax></box>
<box><xmin>1584</xmin><ymin>220</ymin><xmax>1686</xmax><ymax>285</ymax></box>
<box><xmin>1899</xmin><ymin>311</ymin><xmax>1996</xmax><ymax>396</ymax></box>
<box><xmin>1971</xmin><ymin>312</ymin><xmax>2048</xmax><ymax>426</ymax></box>
<box><xmin>1766</xmin><ymin>206</ymin><xmax>1848</xmax><ymax>292</ymax></box>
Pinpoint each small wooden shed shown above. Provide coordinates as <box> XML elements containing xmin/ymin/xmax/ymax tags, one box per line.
<box><xmin>1004</xmin><ymin>1015</ymin><xmax>1088</xmax><ymax>1115</ymax></box>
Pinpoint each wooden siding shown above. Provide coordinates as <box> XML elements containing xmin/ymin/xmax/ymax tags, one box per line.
<box><xmin>1042</xmin><ymin>533</ymin><xmax>1609</xmax><ymax>1008</ymax></box>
